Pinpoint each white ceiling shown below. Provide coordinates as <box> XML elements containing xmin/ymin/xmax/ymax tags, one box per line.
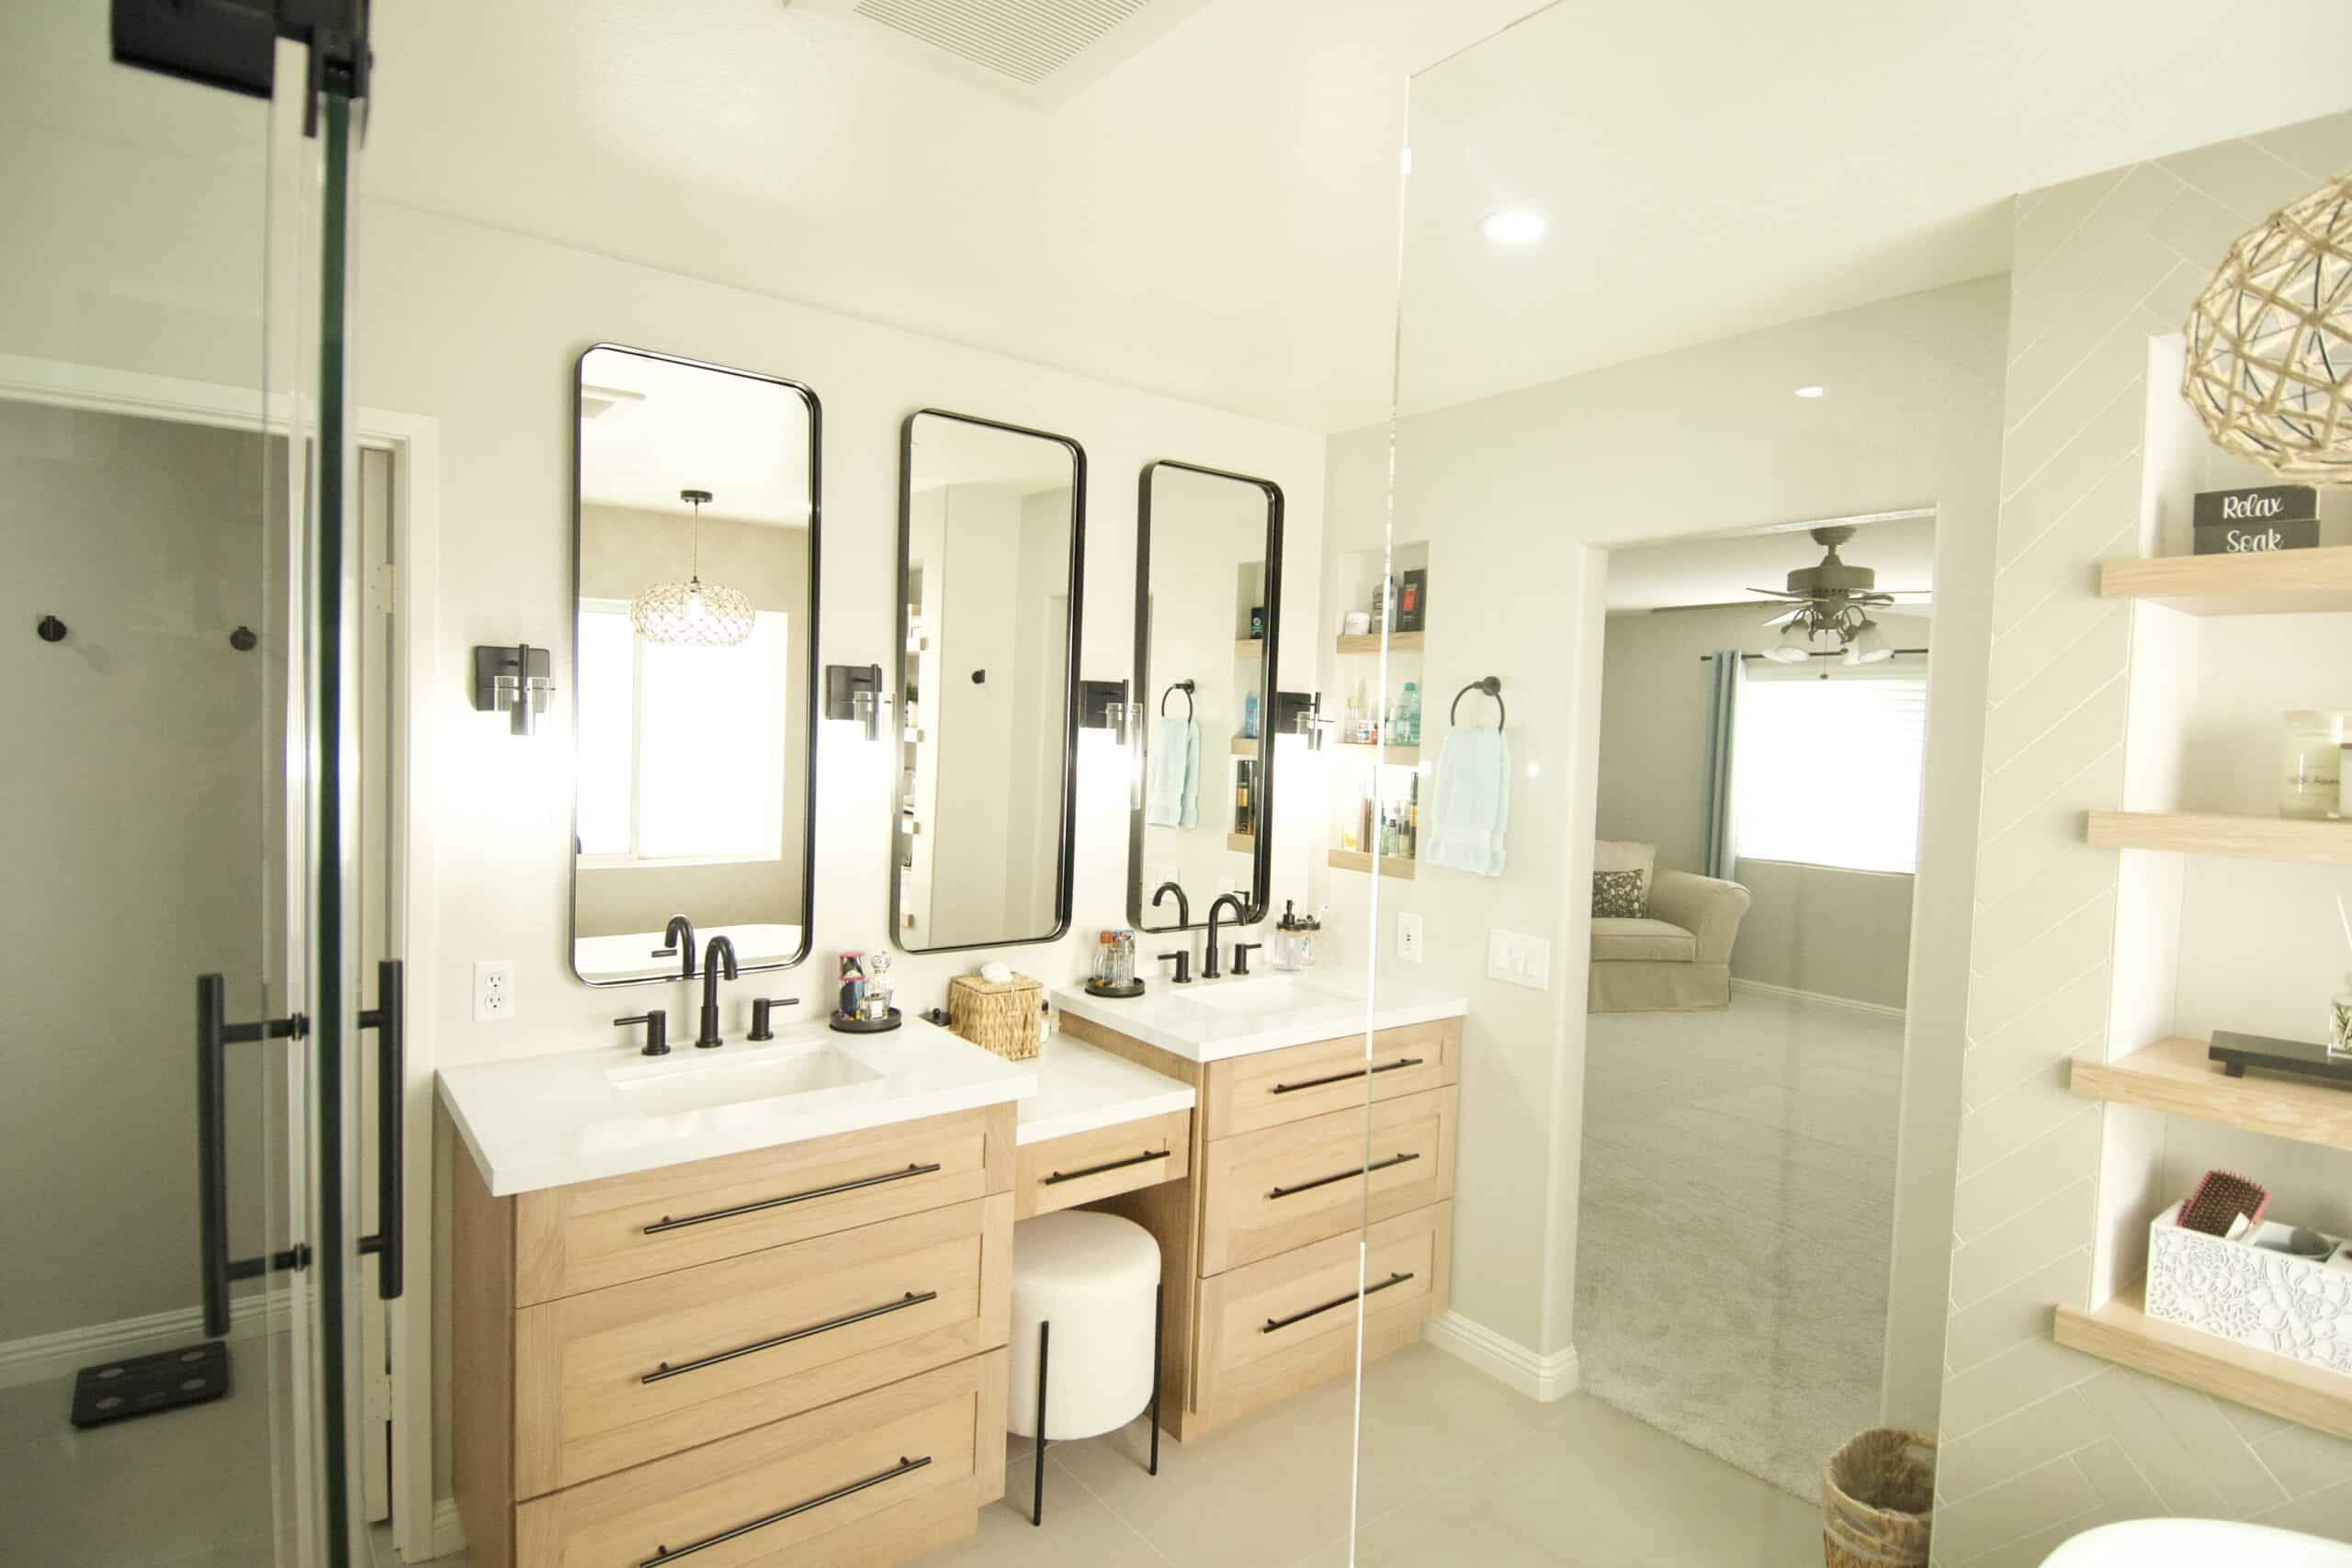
<box><xmin>577</xmin><ymin>346</ymin><xmax>812</xmax><ymax>522</ymax></box>
<box><xmin>1604</xmin><ymin>514</ymin><xmax>1936</xmax><ymax>615</ymax></box>
<box><xmin>356</xmin><ymin>0</ymin><xmax>2352</xmax><ymax>434</ymax></box>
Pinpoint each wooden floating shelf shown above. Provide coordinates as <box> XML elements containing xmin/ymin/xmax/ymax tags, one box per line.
<box><xmin>1235</xmin><ymin>638</ymin><xmax>1265</xmax><ymax>659</ymax></box>
<box><xmin>2070</xmin><ymin>1036</ymin><xmax>2352</xmax><ymax>1154</ymax></box>
<box><xmin>2085</xmin><ymin>808</ymin><xmax>2352</xmax><ymax>866</ymax></box>
<box><xmin>1331</xmin><ymin>742</ymin><xmax>1419</xmax><ymax>766</ymax></box>
<box><xmin>1227</xmin><ymin>831</ymin><xmax>1255</xmax><ymax>853</ymax></box>
<box><xmin>2098</xmin><ymin>545</ymin><xmax>2352</xmax><ymax>616</ymax></box>
<box><xmin>2053</xmin><ymin>1280</ymin><xmax>2352</xmax><ymax>1440</ymax></box>
<box><xmin>1334</xmin><ymin>631</ymin><xmax>1424</xmax><ymax>656</ymax></box>
<box><xmin>1327</xmin><ymin>848</ymin><xmax>1417</xmax><ymax>880</ymax></box>
<box><xmin>1229</xmin><ymin>733</ymin><xmax>1263</xmax><ymax>755</ymax></box>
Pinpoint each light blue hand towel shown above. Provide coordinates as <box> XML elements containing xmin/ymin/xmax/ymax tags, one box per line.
<box><xmin>1146</xmin><ymin>716</ymin><xmax>1201</xmax><ymax>829</ymax></box>
<box><xmin>1425</xmin><ymin>725</ymin><xmax>1510</xmax><ymax>876</ymax></box>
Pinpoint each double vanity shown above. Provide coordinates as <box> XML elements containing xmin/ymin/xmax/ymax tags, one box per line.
<box><xmin>438</xmin><ymin>973</ymin><xmax>1465</xmax><ymax>1566</ymax></box>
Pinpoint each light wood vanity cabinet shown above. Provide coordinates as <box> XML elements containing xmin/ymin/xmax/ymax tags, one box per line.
<box><xmin>452</xmin><ymin>1103</ymin><xmax>1017</xmax><ymax>1568</ymax></box>
<box><xmin>1063</xmin><ymin>1010</ymin><xmax>1461</xmax><ymax>1438</ymax></box>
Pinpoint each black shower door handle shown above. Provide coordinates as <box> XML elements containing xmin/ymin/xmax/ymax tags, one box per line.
<box><xmin>195</xmin><ymin>975</ymin><xmax>305</xmax><ymax>1338</ymax></box>
<box><xmin>357</xmin><ymin>959</ymin><xmax>403</xmax><ymax>1301</ymax></box>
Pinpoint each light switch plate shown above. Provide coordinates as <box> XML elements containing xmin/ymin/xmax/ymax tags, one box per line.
<box><xmin>1487</xmin><ymin>929</ymin><xmax>1550</xmax><ymax>990</ymax></box>
<box><xmin>1396</xmin><ymin>912</ymin><xmax>1424</xmax><ymax>964</ymax></box>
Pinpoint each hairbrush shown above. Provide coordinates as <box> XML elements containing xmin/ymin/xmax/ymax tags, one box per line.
<box><xmin>2179</xmin><ymin>1169</ymin><xmax>2268</xmax><ymax>1237</ymax></box>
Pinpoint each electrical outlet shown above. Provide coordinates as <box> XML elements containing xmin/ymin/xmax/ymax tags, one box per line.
<box><xmin>473</xmin><ymin>959</ymin><xmax>516</xmax><ymax>1022</ymax></box>
<box><xmin>1396</xmin><ymin>911</ymin><xmax>1424</xmax><ymax>964</ymax></box>
<box><xmin>1487</xmin><ymin>929</ymin><xmax>1550</xmax><ymax>990</ymax></box>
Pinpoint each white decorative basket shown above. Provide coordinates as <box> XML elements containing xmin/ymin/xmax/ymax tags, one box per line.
<box><xmin>2145</xmin><ymin>1201</ymin><xmax>2352</xmax><ymax>1376</ymax></box>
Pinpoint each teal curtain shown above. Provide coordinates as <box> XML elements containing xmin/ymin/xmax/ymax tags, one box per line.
<box><xmin>1700</xmin><ymin>650</ymin><xmax>1742</xmax><ymax>881</ymax></box>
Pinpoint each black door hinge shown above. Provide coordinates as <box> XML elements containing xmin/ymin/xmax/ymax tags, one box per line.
<box><xmin>112</xmin><ymin>0</ymin><xmax>371</xmax><ymax>125</ymax></box>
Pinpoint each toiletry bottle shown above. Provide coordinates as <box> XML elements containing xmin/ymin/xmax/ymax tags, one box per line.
<box><xmin>1245</xmin><ymin>691</ymin><xmax>1260</xmax><ymax>739</ymax></box>
<box><xmin>1401</xmin><ymin>682</ymin><xmax>1420</xmax><ymax>746</ymax></box>
<box><xmin>2333</xmin><ymin>973</ymin><xmax>2352</xmax><ymax>1055</ymax></box>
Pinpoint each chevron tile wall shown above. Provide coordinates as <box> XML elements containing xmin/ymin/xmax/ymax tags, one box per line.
<box><xmin>1932</xmin><ymin>110</ymin><xmax>2352</xmax><ymax>1567</ymax></box>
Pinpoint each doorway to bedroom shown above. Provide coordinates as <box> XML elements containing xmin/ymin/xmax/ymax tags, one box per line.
<box><xmin>1579</xmin><ymin>512</ymin><xmax>1936</xmax><ymax>1500</ymax></box>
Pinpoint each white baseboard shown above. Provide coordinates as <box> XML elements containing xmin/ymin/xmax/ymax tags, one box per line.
<box><xmin>1730</xmin><ymin>976</ymin><xmax>1907</xmax><ymax>1020</ymax></box>
<box><xmin>1422</xmin><ymin>1310</ymin><xmax>1579</xmax><ymax>1403</ymax></box>
<box><xmin>430</xmin><ymin>1498</ymin><xmax>466</xmax><ymax>1561</ymax></box>
<box><xmin>0</xmin><ymin>1291</ymin><xmax>289</xmax><ymax>1389</ymax></box>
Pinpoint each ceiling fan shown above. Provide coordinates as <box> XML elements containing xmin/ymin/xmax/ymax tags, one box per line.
<box><xmin>1748</xmin><ymin>525</ymin><xmax>1923</xmax><ymax>665</ymax></box>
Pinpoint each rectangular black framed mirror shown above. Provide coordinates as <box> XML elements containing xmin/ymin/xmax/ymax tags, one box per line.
<box><xmin>1128</xmin><ymin>459</ymin><xmax>1284</xmax><ymax>933</ymax></box>
<box><xmin>892</xmin><ymin>408</ymin><xmax>1085</xmax><ymax>952</ymax></box>
<box><xmin>569</xmin><ymin>343</ymin><xmax>820</xmax><ymax>986</ymax></box>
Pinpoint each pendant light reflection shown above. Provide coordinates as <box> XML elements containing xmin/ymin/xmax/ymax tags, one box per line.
<box><xmin>631</xmin><ymin>488</ymin><xmax>756</xmax><ymax>647</ymax></box>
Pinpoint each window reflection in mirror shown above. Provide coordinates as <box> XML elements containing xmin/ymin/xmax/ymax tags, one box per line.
<box><xmin>1128</xmin><ymin>461</ymin><xmax>1283</xmax><ymax>933</ymax></box>
<box><xmin>893</xmin><ymin>410</ymin><xmax>1084</xmax><ymax>952</ymax></box>
<box><xmin>571</xmin><ymin>344</ymin><xmax>819</xmax><ymax>985</ymax></box>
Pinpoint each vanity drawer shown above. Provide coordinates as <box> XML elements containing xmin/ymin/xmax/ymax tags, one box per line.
<box><xmin>514</xmin><ymin>1104</ymin><xmax>1013</xmax><ymax>1305</ymax></box>
<box><xmin>1193</xmin><ymin>1203</ymin><xmax>1450</xmax><ymax>1425</ymax></box>
<box><xmin>514</xmin><ymin>1196</ymin><xmax>1012</xmax><ymax>1495</ymax></box>
<box><xmin>1013</xmin><ymin>1110</ymin><xmax>1193</xmax><ymax>1220</ymax></box>
<box><xmin>514</xmin><ymin>1350</ymin><xmax>1006</xmax><ymax>1568</ymax></box>
<box><xmin>1199</xmin><ymin>1089</ymin><xmax>1455</xmax><ymax>1276</ymax></box>
<box><xmin>1201</xmin><ymin>1019</ymin><xmax>1459</xmax><ymax>1140</ymax></box>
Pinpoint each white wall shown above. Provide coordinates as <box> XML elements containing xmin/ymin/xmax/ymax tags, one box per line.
<box><xmin>1323</xmin><ymin>275</ymin><xmax>2006</xmax><ymax>1431</ymax></box>
<box><xmin>1597</xmin><ymin>601</ymin><xmax>1932</xmax><ymax>1010</ymax></box>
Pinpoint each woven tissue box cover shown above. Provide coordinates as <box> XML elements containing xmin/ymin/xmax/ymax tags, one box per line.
<box><xmin>2146</xmin><ymin>1201</ymin><xmax>2352</xmax><ymax>1375</ymax></box>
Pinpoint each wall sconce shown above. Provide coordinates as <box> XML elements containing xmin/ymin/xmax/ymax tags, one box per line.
<box><xmin>825</xmin><ymin>663</ymin><xmax>885</xmax><ymax>741</ymax></box>
<box><xmin>472</xmin><ymin>644</ymin><xmax>554</xmax><ymax>736</ymax></box>
<box><xmin>1080</xmin><ymin>679</ymin><xmax>1134</xmax><ymax>746</ymax></box>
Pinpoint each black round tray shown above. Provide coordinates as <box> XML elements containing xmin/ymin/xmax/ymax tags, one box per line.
<box><xmin>1083</xmin><ymin>978</ymin><xmax>1147</xmax><ymax>998</ymax></box>
<box><xmin>829</xmin><ymin>1007</ymin><xmax>903</xmax><ymax>1034</ymax></box>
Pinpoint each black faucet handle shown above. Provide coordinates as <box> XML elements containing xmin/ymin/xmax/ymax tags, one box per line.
<box><xmin>1233</xmin><ymin>942</ymin><xmax>1264</xmax><ymax>976</ymax></box>
<box><xmin>1157</xmin><ymin>950</ymin><xmax>1192</xmax><ymax>986</ymax></box>
<box><xmin>748</xmin><ymin>997</ymin><xmax>802</xmax><ymax>1042</ymax></box>
<box><xmin>614</xmin><ymin>1011</ymin><xmax>669</xmax><ymax>1056</ymax></box>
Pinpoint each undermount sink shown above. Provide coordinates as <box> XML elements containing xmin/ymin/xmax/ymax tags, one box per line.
<box><xmin>2041</xmin><ymin>1519</ymin><xmax>2352</xmax><ymax>1566</ymax></box>
<box><xmin>605</xmin><ymin>1043</ymin><xmax>884</xmax><ymax>1117</ymax></box>
<box><xmin>1177</xmin><ymin>976</ymin><xmax>1332</xmax><ymax>1017</ymax></box>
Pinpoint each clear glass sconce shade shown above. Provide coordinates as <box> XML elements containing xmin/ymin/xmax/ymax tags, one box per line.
<box><xmin>1764</xmin><ymin>620</ymin><xmax>1815</xmax><ymax>663</ymax></box>
<box><xmin>630</xmin><ymin>576</ymin><xmax>757</xmax><ymax>648</ymax></box>
<box><xmin>1842</xmin><ymin>618</ymin><xmax>1893</xmax><ymax>665</ymax></box>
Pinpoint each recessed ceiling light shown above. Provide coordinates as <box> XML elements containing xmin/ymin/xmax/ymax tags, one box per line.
<box><xmin>1478</xmin><ymin>208</ymin><xmax>1547</xmax><ymax>245</ymax></box>
<box><xmin>1794</xmin><ymin>385</ymin><xmax>1827</xmax><ymax>399</ymax></box>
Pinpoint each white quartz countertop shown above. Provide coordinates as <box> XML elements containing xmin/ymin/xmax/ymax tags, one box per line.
<box><xmin>436</xmin><ymin>1013</ymin><xmax>1036</xmax><ymax>1197</ymax></box>
<box><xmin>1048</xmin><ymin>971</ymin><xmax>1467</xmax><ymax>1064</ymax></box>
<box><xmin>1015</xmin><ymin>1035</ymin><xmax>1195</xmax><ymax>1145</ymax></box>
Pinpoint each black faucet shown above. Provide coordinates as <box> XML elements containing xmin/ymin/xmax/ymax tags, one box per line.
<box><xmin>1151</xmin><ymin>881</ymin><xmax>1190</xmax><ymax>927</ymax></box>
<box><xmin>653</xmin><ymin>914</ymin><xmax>696</xmax><ymax>979</ymax></box>
<box><xmin>695</xmin><ymin>935</ymin><xmax>739</xmax><ymax>1048</ymax></box>
<box><xmin>1203</xmin><ymin>893</ymin><xmax>1248</xmax><ymax>979</ymax></box>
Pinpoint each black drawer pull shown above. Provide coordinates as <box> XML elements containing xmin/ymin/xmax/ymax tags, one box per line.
<box><xmin>1262</xmin><ymin>1271</ymin><xmax>1415</xmax><ymax>1334</ymax></box>
<box><xmin>641</xmin><ymin>1453</ymin><xmax>933</xmax><ymax>1566</ymax></box>
<box><xmin>1268</xmin><ymin>1150</ymin><xmax>1420</xmax><ymax>1201</ymax></box>
<box><xmin>644</xmin><ymin>1162</ymin><xmax>943</xmax><ymax>1235</ymax></box>
<box><xmin>1269</xmin><ymin>1056</ymin><xmax>1424</xmax><ymax>1095</ymax></box>
<box><xmin>1042</xmin><ymin>1148</ymin><xmax>1171</xmax><ymax>1186</ymax></box>
<box><xmin>643</xmin><ymin>1291</ymin><xmax>939</xmax><ymax>1384</ymax></box>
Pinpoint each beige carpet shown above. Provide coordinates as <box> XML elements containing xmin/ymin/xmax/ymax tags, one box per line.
<box><xmin>1576</xmin><ymin>987</ymin><xmax>1903</xmax><ymax>1499</ymax></box>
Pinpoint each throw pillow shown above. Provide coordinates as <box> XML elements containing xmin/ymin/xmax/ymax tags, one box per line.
<box><xmin>1592</xmin><ymin>869</ymin><xmax>1647</xmax><ymax>919</ymax></box>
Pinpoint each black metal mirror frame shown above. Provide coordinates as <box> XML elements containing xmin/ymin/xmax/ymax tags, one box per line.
<box><xmin>889</xmin><ymin>408</ymin><xmax>1087</xmax><ymax>953</ymax></box>
<box><xmin>567</xmin><ymin>343</ymin><xmax>822</xmax><ymax>986</ymax></box>
<box><xmin>1127</xmin><ymin>459</ymin><xmax>1284</xmax><ymax>934</ymax></box>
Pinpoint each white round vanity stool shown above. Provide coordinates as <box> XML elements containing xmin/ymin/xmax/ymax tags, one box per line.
<box><xmin>1007</xmin><ymin>1208</ymin><xmax>1163</xmax><ymax>1525</ymax></box>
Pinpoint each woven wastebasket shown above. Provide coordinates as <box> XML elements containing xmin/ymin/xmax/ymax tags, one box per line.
<box><xmin>1822</xmin><ymin>1427</ymin><xmax>1935</xmax><ymax>1568</ymax></box>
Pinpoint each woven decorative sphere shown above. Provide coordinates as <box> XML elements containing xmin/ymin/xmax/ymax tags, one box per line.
<box><xmin>629</xmin><ymin>576</ymin><xmax>756</xmax><ymax>647</ymax></box>
<box><xmin>2183</xmin><ymin>173</ymin><xmax>2352</xmax><ymax>482</ymax></box>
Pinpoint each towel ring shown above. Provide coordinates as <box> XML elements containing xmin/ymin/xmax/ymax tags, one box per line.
<box><xmin>1450</xmin><ymin>676</ymin><xmax>1505</xmax><ymax>730</ymax></box>
<box><xmin>1160</xmin><ymin>679</ymin><xmax>1195</xmax><ymax>719</ymax></box>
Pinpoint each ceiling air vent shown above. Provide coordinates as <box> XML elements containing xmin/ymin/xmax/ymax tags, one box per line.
<box><xmin>786</xmin><ymin>0</ymin><xmax>1208</xmax><ymax>107</ymax></box>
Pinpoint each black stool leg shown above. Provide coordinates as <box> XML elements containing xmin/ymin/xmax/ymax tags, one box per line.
<box><xmin>1032</xmin><ymin>1318</ymin><xmax>1050</xmax><ymax>1527</ymax></box>
<box><xmin>1148</xmin><ymin>1280</ymin><xmax>1163</xmax><ymax>1477</ymax></box>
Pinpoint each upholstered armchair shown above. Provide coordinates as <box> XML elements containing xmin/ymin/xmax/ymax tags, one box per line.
<box><xmin>1589</xmin><ymin>841</ymin><xmax>1750</xmax><ymax>1012</ymax></box>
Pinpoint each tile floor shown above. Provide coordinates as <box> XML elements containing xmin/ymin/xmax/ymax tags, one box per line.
<box><xmin>366</xmin><ymin>1343</ymin><xmax>1824</xmax><ymax>1568</ymax></box>
<box><xmin>0</xmin><ymin>1338</ymin><xmax>282</xmax><ymax>1567</ymax></box>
